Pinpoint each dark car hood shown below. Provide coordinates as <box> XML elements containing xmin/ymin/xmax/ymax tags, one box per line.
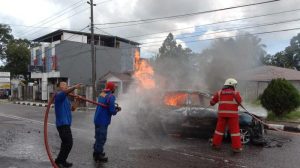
<box><xmin>168</xmin><ymin>106</ymin><xmax>265</xmax><ymax>119</ymax></box>
<box><xmin>169</xmin><ymin>107</ymin><xmax>217</xmax><ymax>118</ymax></box>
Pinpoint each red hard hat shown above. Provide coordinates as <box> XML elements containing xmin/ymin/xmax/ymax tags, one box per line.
<box><xmin>105</xmin><ymin>82</ymin><xmax>115</xmax><ymax>91</ymax></box>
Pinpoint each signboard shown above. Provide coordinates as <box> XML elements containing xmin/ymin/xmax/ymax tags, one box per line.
<box><xmin>29</xmin><ymin>65</ymin><xmax>44</xmax><ymax>73</ymax></box>
<box><xmin>0</xmin><ymin>83</ymin><xmax>10</xmax><ymax>89</ymax></box>
<box><xmin>0</xmin><ymin>78</ymin><xmax>10</xmax><ymax>82</ymax></box>
<box><xmin>0</xmin><ymin>72</ymin><xmax>10</xmax><ymax>89</ymax></box>
<box><xmin>0</xmin><ymin>72</ymin><xmax>10</xmax><ymax>77</ymax></box>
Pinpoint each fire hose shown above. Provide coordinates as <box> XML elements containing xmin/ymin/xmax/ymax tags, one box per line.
<box><xmin>43</xmin><ymin>93</ymin><xmax>119</xmax><ymax>168</ymax></box>
<box><xmin>238</xmin><ymin>104</ymin><xmax>300</xmax><ymax>135</ymax></box>
<box><xmin>207</xmin><ymin>91</ymin><xmax>300</xmax><ymax>135</ymax></box>
<box><xmin>203</xmin><ymin>100</ymin><xmax>299</xmax><ymax>136</ymax></box>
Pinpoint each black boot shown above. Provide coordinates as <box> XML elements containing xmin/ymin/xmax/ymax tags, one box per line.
<box><xmin>93</xmin><ymin>152</ymin><xmax>104</xmax><ymax>161</ymax></box>
<box><xmin>55</xmin><ymin>160</ymin><xmax>73</xmax><ymax>168</ymax></box>
<box><xmin>94</xmin><ymin>152</ymin><xmax>108</xmax><ymax>162</ymax></box>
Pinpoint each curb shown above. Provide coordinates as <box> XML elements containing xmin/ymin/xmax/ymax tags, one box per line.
<box><xmin>14</xmin><ymin>101</ymin><xmax>54</xmax><ymax>108</ymax></box>
<box><xmin>267</xmin><ymin>123</ymin><xmax>300</xmax><ymax>133</ymax></box>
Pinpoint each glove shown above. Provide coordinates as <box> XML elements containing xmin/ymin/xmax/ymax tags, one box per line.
<box><xmin>71</xmin><ymin>97</ymin><xmax>80</xmax><ymax>111</ymax></box>
<box><xmin>116</xmin><ymin>106</ymin><xmax>122</xmax><ymax>112</ymax></box>
<box><xmin>71</xmin><ymin>105</ymin><xmax>77</xmax><ymax>111</ymax></box>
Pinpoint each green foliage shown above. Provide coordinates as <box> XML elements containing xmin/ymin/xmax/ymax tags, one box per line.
<box><xmin>261</xmin><ymin>79</ymin><xmax>300</xmax><ymax>116</ymax></box>
<box><xmin>156</xmin><ymin>33</ymin><xmax>192</xmax><ymax>62</ymax></box>
<box><xmin>267</xmin><ymin>110</ymin><xmax>300</xmax><ymax>122</ymax></box>
<box><xmin>4</xmin><ymin>39</ymin><xmax>30</xmax><ymax>78</ymax></box>
<box><xmin>251</xmin><ymin>98</ymin><xmax>261</xmax><ymax>107</ymax></box>
<box><xmin>0</xmin><ymin>24</ymin><xmax>31</xmax><ymax>79</ymax></box>
<box><xmin>263</xmin><ymin>33</ymin><xmax>300</xmax><ymax>70</ymax></box>
<box><xmin>154</xmin><ymin>33</ymin><xmax>194</xmax><ymax>88</ymax></box>
<box><xmin>0</xmin><ymin>24</ymin><xmax>14</xmax><ymax>57</ymax></box>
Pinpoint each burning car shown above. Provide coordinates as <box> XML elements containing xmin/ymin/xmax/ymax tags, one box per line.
<box><xmin>158</xmin><ymin>90</ymin><xmax>265</xmax><ymax>144</ymax></box>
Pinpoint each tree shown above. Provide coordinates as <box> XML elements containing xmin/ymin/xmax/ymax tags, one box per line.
<box><xmin>154</xmin><ymin>33</ymin><xmax>194</xmax><ymax>89</ymax></box>
<box><xmin>0</xmin><ymin>24</ymin><xmax>31</xmax><ymax>79</ymax></box>
<box><xmin>4</xmin><ymin>39</ymin><xmax>31</xmax><ymax>79</ymax></box>
<box><xmin>261</xmin><ymin>79</ymin><xmax>300</xmax><ymax>116</ymax></box>
<box><xmin>0</xmin><ymin>24</ymin><xmax>14</xmax><ymax>58</ymax></box>
<box><xmin>265</xmin><ymin>33</ymin><xmax>300</xmax><ymax>70</ymax></box>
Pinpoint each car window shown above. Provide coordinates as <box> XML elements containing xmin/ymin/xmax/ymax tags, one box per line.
<box><xmin>188</xmin><ymin>93</ymin><xmax>211</xmax><ymax>107</ymax></box>
<box><xmin>163</xmin><ymin>92</ymin><xmax>188</xmax><ymax>107</ymax></box>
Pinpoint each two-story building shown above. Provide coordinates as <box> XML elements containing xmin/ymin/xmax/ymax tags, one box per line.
<box><xmin>30</xmin><ymin>29</ymin><xmax>139</xmax><ymax>100</ymax></box>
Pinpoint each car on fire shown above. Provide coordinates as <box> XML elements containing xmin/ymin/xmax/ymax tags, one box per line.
<box><xmin>157</xmin><ymin>90</ymin><xmax>265</xmax><ymax>144</ymax></box>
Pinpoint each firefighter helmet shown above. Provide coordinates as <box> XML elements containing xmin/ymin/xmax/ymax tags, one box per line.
<box><xmin>224</xmin><ymin>78</ymin><xmax>238</xmax><ymax>87</ymax></box>
<box><xmin>105</xmin><ymin>82</ymin><xmax>116</xmax><ymax>91</ymax></box>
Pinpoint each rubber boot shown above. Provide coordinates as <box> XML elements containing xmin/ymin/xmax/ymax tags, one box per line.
<box><xmin>94</xmin><ymin>152</ymin><xmax>108</xmax><ymax>162</ymax></box>
<box><xmin>55</xmin><ymin>160</ymin><xmax>73</xmax><ymax>168</ymax></box>
<box><xmin>232</xmin><ymin>148</ymin><xmax>243</xmax><ymax>153</ymax></box>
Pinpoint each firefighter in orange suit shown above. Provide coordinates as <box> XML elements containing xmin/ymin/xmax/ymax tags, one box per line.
<box><xmin>210</xmin><ymin>78</ymin><xmax>243</xmax><ymax>153</ymax></box>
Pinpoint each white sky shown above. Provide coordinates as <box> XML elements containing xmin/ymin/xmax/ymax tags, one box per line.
<box><xmin>1</xmin><ymin>0</ymin><xmax>300</xmax><ymax>62</ymax></box>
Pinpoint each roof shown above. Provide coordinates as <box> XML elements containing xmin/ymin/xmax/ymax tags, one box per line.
<box><xmin>236</xmin><ymin>65</ymin><xmax>300</xmax><ymax>81</ymax></box>
<box><xmin>99</xmin><ymin>71</ymin><xmax>132</xmax><ymax>81</ymax></box>
<box><xmin>32</xmin><ymin>29</ymin><xmax>140</xmax><ymax>45</ymax></box>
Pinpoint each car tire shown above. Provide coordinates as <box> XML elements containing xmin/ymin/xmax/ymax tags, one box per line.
<box><xmin>240</xmin><ymin>127</ymin><xmax>253</xmax><ymax>145</ymax></box>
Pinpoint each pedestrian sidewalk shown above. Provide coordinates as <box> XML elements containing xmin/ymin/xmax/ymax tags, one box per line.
<box><xmin>13</xmin><ymin>101</ymin><xmax>94</xmax><ymax>110</ymax></box>
<box><xmin>0</xmin><ymin>99</ymin><xmax>9</xmax><ymax>104</ymax></box>
<box><xmin>14</xmin><ymin>101</ymin><xmax>54</xmax><ymax>108</ymax></box>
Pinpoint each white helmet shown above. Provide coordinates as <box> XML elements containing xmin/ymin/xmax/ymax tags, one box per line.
<box><xmin>224</xmin><ymin>78</ymin><xmax>238</xmax><ymax>87</ymax></box>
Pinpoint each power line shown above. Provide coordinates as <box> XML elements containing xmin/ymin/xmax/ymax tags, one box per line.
<box><xmin>140</xmin><ymin>27</ymin><xmax>300</xmax><ymax>48</ymax></box>
<box><xmin>55</xmin><ymin>26</ymin><xmax>300</xmax><ymax>62</ymax></box>
<box><xmin>27</xmin><ymin>7</ymin><xmax>90</xmax><ymax>40</ymax></box>
<box><xmin>1</xmin><ymin>23</ymin><xmax>68</xmax><ymax>30</ymax></box>
<box><xmin>136</xmin><ymin>17</ymin><xmax>300</xmax><ymax>44</ymax></box>
<box><xmin>6</xmin><ymin>7</ymin><xmax>299</xmax><ymax>39</ymax></box>
<box><xmin>97</xmin><ymin>6</ymin><xmax>300</xmax><ymax>31</ymax></box>
<box><xmin>94</xmin><ymin>27</ymin><xmax>113</xmax><ymax>36</ymax></box>
<box><xmin>33</xmin><ymin>26</ymin><xmax>89</xmax><ymax>60</ymax></box>
<box><xmin>122</xmin><ymin>8</ymin><xmax>300</xmax><ymax>39</ymax></box>
<box><xmin>95</xmin><ymin>0</ymin><xmax>112</xmax><ymax>5</ymax></box>
<box><xmin>93</xmin><ymin>16</ymin><xmax>300</xmax><ymax>46</ymax></box>
<box><xmin>14</xmin><ymin>0</ymin><xmax>85</xmax><ymax>36</ymax></box>
<box><xmin>22</xmin><ymin>0</ymin><xmax>113</xmax><ymax>39</ymax></box>
<box><xmin>95</xmin><ymin>0</ymin><xmax>280</xmax><ymax>26</ymax></box>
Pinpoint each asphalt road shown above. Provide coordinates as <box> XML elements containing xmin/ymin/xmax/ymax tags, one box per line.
<box><xmin>0</xmin><ymin>103</ymin><xmax>299</xmax><ymax>168</ymax></box>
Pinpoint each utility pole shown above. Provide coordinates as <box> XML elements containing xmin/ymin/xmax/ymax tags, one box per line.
<box><xmin>88</xmin><ymin>0</ymin><xmax>96</xmax><ymax>100</ymax></box>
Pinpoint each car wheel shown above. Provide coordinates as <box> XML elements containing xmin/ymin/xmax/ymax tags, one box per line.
<box><xmin>240</xmin><ymin>127</ymin><xmax>253</xmax><ymax>145</ymax></box>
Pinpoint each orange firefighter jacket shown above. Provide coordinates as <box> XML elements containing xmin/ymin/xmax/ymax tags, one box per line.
<box><xmin>210</xmin><ymin>88</ymin><xmax>242</xmax><ymax>118</ymax></box>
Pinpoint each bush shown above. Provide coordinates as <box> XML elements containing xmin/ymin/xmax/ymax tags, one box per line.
<box><xmin>261</xmin><ymin>78</ymin><xmax>300</xmax><ymax>116</ymax></box>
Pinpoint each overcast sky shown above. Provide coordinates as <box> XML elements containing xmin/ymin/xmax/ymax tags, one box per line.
<box><xmin>1</xmin><ymin>0</ymin><xmax>300</xmax><ymax>60</ymax></box>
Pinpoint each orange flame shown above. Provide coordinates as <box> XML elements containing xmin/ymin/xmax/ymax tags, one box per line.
<box><xmin>134</xmin><ymin>49</ymin><xmax>155</xmax><ymax>89</ymax></box>
<box><xmin>164</xmin><ymin>93</ymin><xmax>188</xmax><ymax>106</ymax></box>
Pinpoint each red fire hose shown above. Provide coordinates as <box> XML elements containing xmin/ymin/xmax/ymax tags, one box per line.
<box><xmin>43</xmin><ymin>93</ymin><xmax>110</xmax><ymax>168</ymax></box>
<box><xmin>44</xmin><ymin>95</ymin><xmax>57</xmax><ymax>168</ymax></box>
<box><xmin>239</xmin><ymin>104</ymin><xmax>300</xmax><ymax>135</ymax></box>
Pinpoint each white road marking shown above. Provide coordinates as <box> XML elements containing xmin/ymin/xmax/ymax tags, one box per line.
<box><xmin>0</xmin><ymin>112</ymin><xmax>88</xmax><ymax>133</ymax></box>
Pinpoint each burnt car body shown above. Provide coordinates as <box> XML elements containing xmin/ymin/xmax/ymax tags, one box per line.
<box><xmin>158</xmin><ymin>90</ymin><xmax>265</xmax><ymax>144</ymax></box>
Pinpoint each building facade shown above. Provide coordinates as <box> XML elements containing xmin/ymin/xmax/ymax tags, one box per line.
<box><xmin>236</xmin><ymin>66</ymin><xmax>300</xmax><ymax>100</ymax></box>
<box><xmin>30</xmin><ymin>29</ymin><xmax>139</xmax><ymax>100</ymax></box>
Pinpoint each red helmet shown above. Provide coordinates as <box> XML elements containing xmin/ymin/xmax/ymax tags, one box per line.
<box><xmin>105</xmin><ymin>82</ymin><xmax>116</xmax><ymax>91</ymax></box>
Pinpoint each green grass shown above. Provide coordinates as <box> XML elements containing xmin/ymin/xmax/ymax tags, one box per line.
<box><xmin>248</xmin><ymin>99</ymin><xmax>300</xmax><ymax>122</ymax></box>
<box><xmin>267</xmin><ymin>109</ymin><xmax>300</xmax><ymax>122</ymax></box>
<box><xmin>251</xmin><ymin>99</ymin><xmax>261</xmax><ymax>107</ymax></box>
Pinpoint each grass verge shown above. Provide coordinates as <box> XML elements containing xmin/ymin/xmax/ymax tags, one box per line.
<box><xmin>267</xmin><ymin>109</ymin><xmax>300</xmax><ymax>122</ymax></box>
